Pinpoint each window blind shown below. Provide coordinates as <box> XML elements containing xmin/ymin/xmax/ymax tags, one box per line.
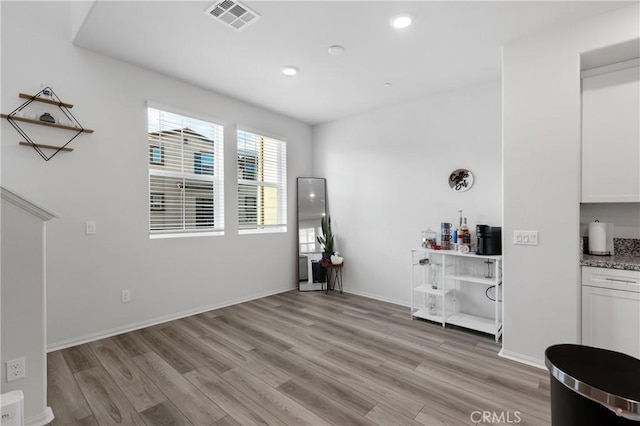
<box><xmin>148</xmin><ymin>107</ymin><xmax>224</xmax><ymax>234</ymax></box>
<box><xmin>237</xmin><ymin>129</ymin><xmax>287</xmax><ymax>232</ymax></box>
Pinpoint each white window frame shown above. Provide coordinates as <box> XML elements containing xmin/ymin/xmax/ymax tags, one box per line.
<box><xmin>237</xmin><ymin>129</ymin><xmax>287</xmax><ymax>234</ymax></box>
<box><xmin>147</xmin><ymin>105</ymin><xmax>224</xmax><ymax>238</ymax></box>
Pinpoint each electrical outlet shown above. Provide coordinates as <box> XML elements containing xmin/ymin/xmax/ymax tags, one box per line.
<box><xmin>121</xmin><ymin>289</ymin><xmax>131</xmax><ymax>303</ymax></box>
<box><xmin>85</xmin><ymin>221</ymin><xmax>96</xmax><ymax>235</ymax></box>
<box><xmin>6</xmin><ymin>358</ymin><xmax>25</xmax><ymax>382</ymax></box>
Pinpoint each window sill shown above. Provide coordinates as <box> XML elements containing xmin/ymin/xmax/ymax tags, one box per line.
<box><xmin>239</xmin><ymin>226</ymin><xmax>287</xmax><ymax>235</ymax></box>
<box><xmin>150</xmin><ymin>230</ymin><xmax>224</xmax><ymax>239</ymax></box>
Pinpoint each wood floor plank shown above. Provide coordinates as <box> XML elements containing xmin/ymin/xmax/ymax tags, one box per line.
<box><xmin>300</xmin><ymin>306</ymin><xmax>393</xmax><ymax>339</ymax></box>
<box><xmin>189</xmin><ymin>314</ymin><xmax>256</xmax><ymax>351</ymax></box>
<box><xmin>277</xmin><ymin>379</ymin><xmax>377</xmax><ymax>426</ymax></box>
<box><xmin>299</xmin><ymin>326</ymin><xmax>387</xmax><ymax>367</ymax></box>
<box><xmin>198</xmin><ymin>332</ymin><xmax>291</xmax><ymax>388</ymax></box>
<box><xmin>138</xmin><ymin>401</ymin><xmax>193</xmax><ymax>426</ymax></box>
<box><xmin>228</xmin><ymin>306</ymin><xmax>331</xmax><ymax>355</ymax></box>
<box><xmin>250</xmin><ymin>345</ymin><xmax>377</xmax><ymax>416</ymax></box>
<box><xmin>325</xmin><ymin>347</ymin><xmax>480</xmax><ymax>424</ymax></box>
<box><xmin>415</xmin><ymin>360</ymin><xmax>550</xmax><ymax>424</ymax></box>
<box><xmin>185</xmin><ymin>366</ymin><xmax>286</xmax><ymax>426</ymax></box>
<box><xmin>48</xmin><ymin>290</ymin><xmax>551</xmax><ymax>426</ymax></box>
<box><xmin>390</xmin><ymin>328</ymin><xmax>545</xmax><ymax>399</ymax></box>
<box><xmin>74</xmin><ymin>366</ymin><xmax>145</xmax><ymax>425</ymax></box>
<box><xmin>414</xmin><ymin>407</ymin><xmax>461</xmax><ymax>426</ymax></box>
<box><xmin>381</xmin><ymin>360</ymin><xmax>548</xmax><ymax>426</ymax></box>
<box><xmin>440</xmin><ymin>340</ymin><xmax>548</xmax><ymax>383</ymax></box>
<box><xmin>133</xmin><ymin>351</ymin><xmax>227</xmax><ymax>425</ymax></box>
<box><xmin>387</xmin><ymin>334</ymin><xmax>492</xmax><ymax>381</ymax></box>
<box><xmin>341</xmin><ymin>307</ymin><xmax>435</xmax><ymax>337</ymax></box>
<box><xmin>220</xmin><ymin>367</ymin><xmax>332</xmax><ymax>426</ymax></box>
<box><xmin>213</xmin><ymin>415</ymin><xmax>242</xmax><ymax>426</ymax></box>
<box><xmin>215</xmin><ymin>314</ymin><xmax>293</xmax><ymax>352</ymax></box>
<box><xmin>89</xmin><ymin>338</ymin><xmax>166</xmax><ymax>412</ymax></box>
<box><xmin>269</xmin><ymin>293</ymin><xmax>311</xmax><ymax>310</ymax></box>
<box><xmin>137</xmin><ymin>327</ymin><xmax>200</xmax><ymax>374</ymax></box>
<box><xmin>47</xmin><ymin>351</ymin><xmax>93</xmax><ymax>425</ymax></box>
<box><xmin>311</xmin><ymin>320</ymin><xmax>426</xmax><ymax>368</ymax></box>
<box><xmin>172</xmin><ymin>316</ymin><xmax>214</xmax><ymax>338</ymax></box>
<box><xmin>253</xmin><ymin>293</ymin><xmax>284</xmax><ymax>308</ymax></box>
<box><xmin>113</xmin><ymin>330</ymin><xmax>153</xmax><ymax>358</ymax></box>
<box><xmin>287</xmin><ymin>346</ymin><xmax>424</xmax><ymax>417</ymax></box>
<box><xmin>61</xmin><ymin>344</ymin><xmax>101</xmax><ymax>374</ymax></box>
<box><xmin>54</xmin><ymin>414</ymin><xmax>100</xmax><ymax>426</ymax></box>
<box><xmin>160</xmin><ymin>324</ymin><xmax>236</xmax><ymax>374</ymax></box>
<box><xmin>243</xmin><ymin>299</ymin><xmax>315</xmax><ymax>326</ymax></box>
<box><xmin>365</xmin><ymin>403</ymin><xmax>423</xmax><ymax>426</ymax></box>
<box><xmin>297</xmin><ymin>293</ymin><xmax>372</xmax><ymax>316</ymax></box>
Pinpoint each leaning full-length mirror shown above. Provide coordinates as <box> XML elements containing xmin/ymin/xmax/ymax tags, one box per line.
<box><xmin>297</xmin><ymin>177</ymin><xmax>327</xmax><ymax>291</ymax></box>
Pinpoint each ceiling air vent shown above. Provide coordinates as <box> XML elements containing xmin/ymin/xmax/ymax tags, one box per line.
<box><xmin>205</xmin><ymin>0</ymin><xmax>260</xmax><ymax>31</ymax></box>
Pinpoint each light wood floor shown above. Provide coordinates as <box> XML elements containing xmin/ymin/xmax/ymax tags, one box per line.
<box><xmin>48</xmin><ymin>290</ymin><xmax>551</xmax><ymax>425</ymax></box>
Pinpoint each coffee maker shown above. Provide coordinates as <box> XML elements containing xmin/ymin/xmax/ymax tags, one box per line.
<box><xmin>476</xmin><ymin>225</ymin><xmax>502</xmax><ymax>255</ymax></box>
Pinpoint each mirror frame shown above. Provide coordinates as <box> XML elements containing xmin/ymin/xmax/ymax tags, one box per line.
<box><xmin>296</xmin><ymin>177</ymin><xmax>327</xmax><ymax>291</ymax></box>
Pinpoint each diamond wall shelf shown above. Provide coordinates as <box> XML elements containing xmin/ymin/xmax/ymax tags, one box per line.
<box><xmin>1</xmin><ymin>87</ymin><xmax>94</xmax><ymax>161</ymax></box>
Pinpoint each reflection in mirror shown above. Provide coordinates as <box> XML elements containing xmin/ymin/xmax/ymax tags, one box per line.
<box><xmin>297</xmin><ymin>177</ymin><xmax>327</xmax><ymax>291</ymax></box>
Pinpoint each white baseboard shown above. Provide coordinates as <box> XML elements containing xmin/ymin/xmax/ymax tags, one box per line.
<box><xmin>499</xmin><ymin>348</ymin><xmax>547</xmax><ymax>370</ymax></box>
<box><xmin>25</xmin><ymin>406</ymin><xmax>54</xmax><ymax>426</ymax></box>
<box><xmin>47</xmin><ymin>286</ymin><xmax>295</xmax><ymax>352</ymax></box>
<box><xmin>342</xmin><ymin>288</ymin><xmax>409</xmax><ymax>308</ymax></box>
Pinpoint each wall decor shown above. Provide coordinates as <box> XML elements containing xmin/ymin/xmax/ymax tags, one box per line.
<box><xmin>449</xmin><ymin>169</ymin><xmax>474</xmax><ymax>192</ymax></box>
<box><xmin>1</xmin><ymin>87</ymin><xmax>94</xmax><ymax>161</ymax></box>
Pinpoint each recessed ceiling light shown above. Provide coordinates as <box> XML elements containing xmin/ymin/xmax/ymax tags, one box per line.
<box><xmin>383</xmin><ymin>83</ymin><xmax>393</xmax><ymax>87</ymax></box>
<box><xmin>281</xmin><ymin>65</ymin><xmax>299</xmax><ymax>76</ymax></box>
<box><xmin>390</xmin><ymin>14</ymin><xmax>412</xmax><ymax>30</ymax></box>
<box><xmin>328</xmin><ymin>45</ymin><xmax>345</xmax><ymax>56</ymax></box>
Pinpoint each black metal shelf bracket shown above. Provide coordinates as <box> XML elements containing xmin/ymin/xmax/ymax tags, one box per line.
<box><xmin>5</xmin><ymin>87</ymin><xmax>87</xmax><ymax>161</ymax></box>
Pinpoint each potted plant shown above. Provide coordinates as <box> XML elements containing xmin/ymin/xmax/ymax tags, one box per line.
<box><xmin>317</xmin><ymin>215</ymin><xmax>335</xmax><ymax>260</ymax></box>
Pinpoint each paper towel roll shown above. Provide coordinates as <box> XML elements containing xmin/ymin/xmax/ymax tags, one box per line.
<box><xmin>588</xmin><ymin>221</ymin><xmax>613</xmax><ymax>255</ymax></box>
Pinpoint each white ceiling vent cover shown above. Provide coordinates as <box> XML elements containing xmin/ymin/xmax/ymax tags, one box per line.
<box><xmin>205</xmin><ymin>0</ymin><xmax>260</xmax><ymax>31</ymax></box>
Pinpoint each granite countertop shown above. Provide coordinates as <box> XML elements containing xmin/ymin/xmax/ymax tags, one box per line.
<box><xmin>580</xmin><ymin>238</ymin><xmax>640</xmax><ymax>272</ymax></box>
<box><xmin>580</xmin><ymin>253</ymin><xmax>640</xmax><ymax>272</ymax></box>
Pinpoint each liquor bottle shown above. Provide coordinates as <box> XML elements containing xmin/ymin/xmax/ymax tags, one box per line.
<box><xmin>462</xmin><ymin>217</ymin><xmax>471</xmax><ymax>246</ymax></box>
<box><xmin>454</xmin><ymin>210</ymin><xmax>463</xmax><ymax>247</ymax></box>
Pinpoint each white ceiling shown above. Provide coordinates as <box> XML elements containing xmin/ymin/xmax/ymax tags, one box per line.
<box><xmin>74</xmin><ymin>1</ymin><xmax>633</xmax><ymax>125</ymax></box>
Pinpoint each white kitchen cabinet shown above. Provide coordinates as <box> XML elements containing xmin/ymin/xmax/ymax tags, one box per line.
<box><xmin>411</xmin><ymin>248</ymin><xmax>503</xmax><ymax>342</ymax></box>
<box><xmin>581</xmin><ymin>63</ymin><xmax>640</xmax><ymax>203</ymax></box>
<box><xmin>581</xmin><ymin>266</ymin><xmax>640</xmax><ymax>358</ymax></box>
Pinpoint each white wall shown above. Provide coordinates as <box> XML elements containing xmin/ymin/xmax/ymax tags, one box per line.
<box><xmin>502</xmin><ymin>4</ymin><xmax>639</xmax><ymax>366</ymax></box>
<box><xmin>1</xmin><ymin>1</ymin><xmax>312</xmax><ymax>348</ymax></box>
<box><xmin>313</xmin><ymin>81</ymin><xmax>502</xmax><ymax>314</ymax></box>
<box><xmin>1</xmin><ymin>190</ymin><xmax>54</xmax><ymax>425</ymax></box>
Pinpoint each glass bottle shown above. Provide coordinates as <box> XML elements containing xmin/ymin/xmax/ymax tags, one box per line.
<box><xmin>441</xmin><ymin>223</ymin><xmax>452</xmax><ymax>250</ymax></box>
<box><xmin>421</xmin><ymin>228</ymin><xmax>437</xmax><ymax>249</ymax></box>
<box><xmin>454</xmin><ymin>210</ymin><xmax>463</xmax><ymax>247</ymax></box>
<box><xmin>428</xmin><ymin>295</ymin><xmax>437</xmax><ymax>315</ymax></box>
<box><xmin>462</xmin><ymin>217</ymin><xmax>471</xmax><ymax>245</ymax></box>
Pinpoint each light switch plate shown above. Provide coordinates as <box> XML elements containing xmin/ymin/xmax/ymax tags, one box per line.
<box><xmin>513</xmin><ymin>230</ymin><xmax>538</xmax><ymax>245</ymax></box>
<box><xmin>85</xmin><ymin>221</ymin><xmax>96</xmax><ymax>235</ymax></box>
